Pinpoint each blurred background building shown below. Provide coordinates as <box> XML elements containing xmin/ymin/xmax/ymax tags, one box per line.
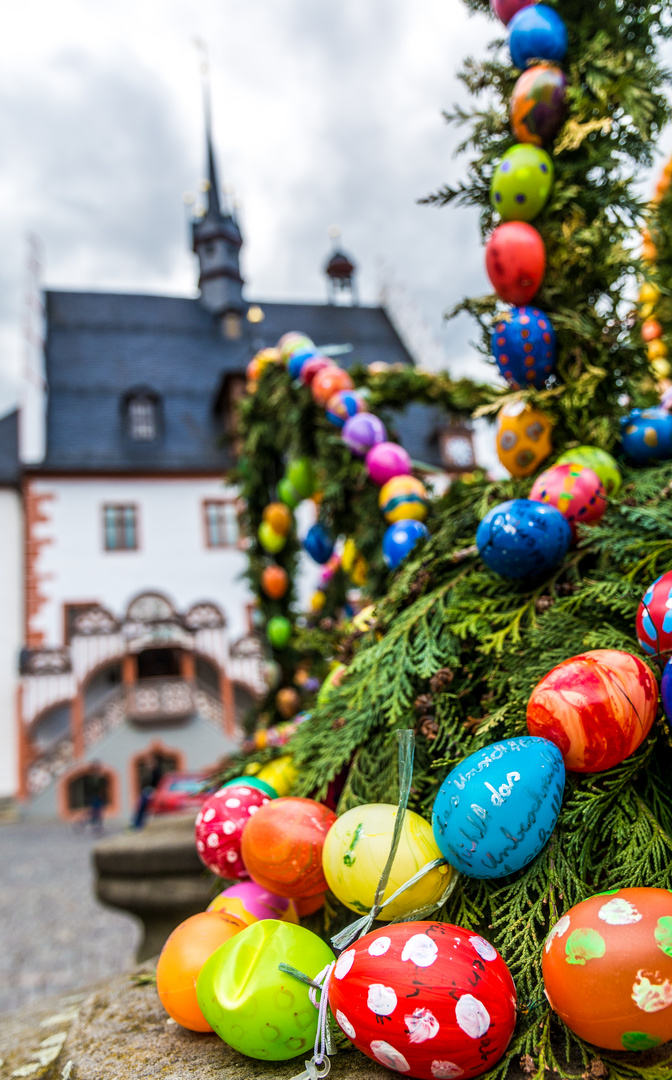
<box><xmin>0</xmin><ymin>113</ymin><xmax>476</xmax><ymax>822</ymax></box>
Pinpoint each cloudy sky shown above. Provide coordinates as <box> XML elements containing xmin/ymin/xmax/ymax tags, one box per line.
<box><xmin>2</xmin><ymin>0</ymin><xmax>671</xmax><ymax>418</ymax></box>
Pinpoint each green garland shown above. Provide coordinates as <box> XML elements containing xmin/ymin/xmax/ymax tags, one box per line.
<box><xmin>232</xmin><ymin>1</ymin><xmax>672</xmax><ymax>1076</ymax></box>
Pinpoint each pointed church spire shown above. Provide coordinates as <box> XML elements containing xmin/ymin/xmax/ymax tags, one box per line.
<box><xmin>192</xmin><ymin>46</ymin><xmax>244</xmax><ymax>324</ymax></box>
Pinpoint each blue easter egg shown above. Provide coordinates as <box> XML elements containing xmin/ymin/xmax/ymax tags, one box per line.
<box><xmin>288</xmin><ymin>348</ymin><xmax>317</xmax><ymax>380</ymax></box>
<box><xmin>620</xmin><ymin>407</ymin><xmax>672</xmax><ymax>464</ymax></box>
<box><xmin>509</xmin><ymin>4</ymin><xmax>568</xmax><ymax>69</ymax></box>
<box><xmin>492</xmin><ymin>306</ymin><xmax>556</xmax><ymax>388</ymax></box>
<box><xmin>382</xmin><ymin>519</ymin><xmax>429</xmax><ymax>569</ymax></box>
<box><xmin>477</xmin><ymin>498</ymin><xmax>571</xmax><ymax>578</ymax></box>
<box><xmin>325</xmin><ymin>389</ymin><xmax>364</xmax><ymax>428</ymax></box>
<box><xmin>303</xmin><ymin>523</ymin><xmax>334</xmax><ymax>564</ymax></box>
<box><xmin>432</xmin><ymin>735</ymin><xmax>565</xmax><ymax>879</ymax></box>
<box><xmin>662</xmin><ymin>659</ymin><xmax>672</xmax><ymax>721</ymax></box>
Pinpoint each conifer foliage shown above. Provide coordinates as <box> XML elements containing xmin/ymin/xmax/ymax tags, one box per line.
<box><xmin>235</xmin><ymin>2</ymin><xmax>672</xmax><ymax>1077</ymax></box>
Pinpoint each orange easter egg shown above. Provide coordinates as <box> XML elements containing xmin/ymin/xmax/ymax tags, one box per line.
<box><xmin>543</xmin><ymin>887</ymin><xmax>672</xmax><ymax>1051</ymax></box>
<box><xmin>156</xmin><ymin>911</ymin><xmax>246</xmax><ymax>1031</ymax></box>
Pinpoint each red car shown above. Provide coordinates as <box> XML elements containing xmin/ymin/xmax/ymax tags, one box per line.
<box><xmin>148</xmin><ymin>772</ymin><xmax>214</xmax><ymax>815</ymax></box>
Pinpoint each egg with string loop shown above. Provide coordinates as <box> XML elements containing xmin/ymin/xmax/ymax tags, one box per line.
<box><xmin>328</xmin><ymin>921</ymin><xmax>517</xmax><ymax>1079</ymax></box>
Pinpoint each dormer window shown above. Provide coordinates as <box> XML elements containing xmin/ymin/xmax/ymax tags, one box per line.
<box><xmin>124</xmin><ymin>390</ymin><xmax>160</xmax><ymax>442</ymax></box>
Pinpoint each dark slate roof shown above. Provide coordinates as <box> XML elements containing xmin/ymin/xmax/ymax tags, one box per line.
<box><xmin>0</xmin><ymin>410</ymin><xmax>20</xmax><ymax>486</ymax></box>
<box><xmin>40</xmin><ymin>290</ymin><xmax>443</xmax><ymax>473</ymax></box>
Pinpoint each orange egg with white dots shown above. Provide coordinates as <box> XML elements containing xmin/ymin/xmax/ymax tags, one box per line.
<box><xmin>156</xmin><ymin>911</ymin><xmax>246</xmax><ymax>1031</ymax></box>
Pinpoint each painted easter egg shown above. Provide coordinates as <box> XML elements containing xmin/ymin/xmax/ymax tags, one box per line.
<box><xmin>197</xmin><ymin>920</ymin><xmax>335</xmax><ymax>1060</ymax></box>
<box><xmin>486</xmin><ymin>222</ymin><xmax>546</xmax><ymax>305</ymax></box>
<box><xmin>383</xmin><ymin>520</ymin><xmax>430</xmax><ymax>569</ymax></box>
<box><xmin>636</xmin><ymin>569</ymin><xmax>672</xmax><ymax>657</ymax></box>
<box><xmin>341</xmin><ymin>537</ymin><xmax>368</xmax><ymax>585</ymax></box>
<box><xmin>342</xmin><ymin>412</ymin><xmax>387</xmax><ymax>456</ymax></box>
<box><xmin>526</xmin><ymin>649</ymin><xmax>658</xmax><ymax>772</ymax></box>
<box><xmin>286</xmin><ymin>458</ymin><xmax>316</xmax><ymax>499</ymax></box>
<box><xmin>496</xmin><ymin>401</ymin><xmax>553</xmax><ymax>477</ymax></box>
<box><xmin>277</xmin><ymin>477</ymin><xmax>301</xmax><ymax>508</ymax></box>
<box><xmin>221</xmin><ymin>775</ymin><xmax>278</xmax><ymax>798</ymax></box>
<box><xmin>287</xmin><ymin>347</ymin><xmax>317</xmax><ymax>380</ymax></box>
<box><xmin>326</xmin><ymin>388</ymin><xmax>364</xmax><ymax>428</ymax></box>
<box><xmin>195</xmin><ymin>783</ymin><xmax>273</xmax><ymax>879</ymax></box>
<box><xmin>258</xmin><ymin>521</ymin><xmax>286</xmax><ymax>554</ymax></box>
<box><xmin>260</xmin><ymin>564</ymin><xmax>289</xmax><ymax>600</ymax></box>
<box><xmin>241</xmin><ymin>796</ymin><xmax>337</xmax><ymax>899</ymax></box>
<box><xmin>476</xmin><ymin>499</ymin><xmax>571</xmax><ymax>578</ymax></box>
<box><xmin>432</xmin><ymin>736</ymin><xmax>564</xmax><ymax>879</ymax></box>
<box><xmin>207</xmin><ymin>881</ymin><xmax>299</xmax><ymax>926</ymax></box>
<box><xmin>490</xmin><ymin>0</ymin><xmax>535</xmax><ymax>26</ymax></box>
<box><xmin>303</xmin><ymin>522</ymin><xmax>334</xmax><ymax>564</ymax></box>
<box><xmin>379</xmin><ymin>475</ymin><xmax>429</xmax><ymax>523</ymax></box>
<box><xmin>328</xmin><ymin>921</ymin><xmax>517</xmax><ymax>1080</ymax></box>
<box><xmin>554</xmin><ymin>446</ymin><xmax>621</xmax><ymax>496</ymax></box>
<box><xmin>491</xmin><ymin>144</ymin><xmax>554</xmax><ymax>223</ymax></box>
<box><xmin>510</xmin><ymin>64</ymin><xmax>566</xmax><ymax>146</ymax></box>
<box><xmin>662</xmin><ymin>658</ymin><xmax>672</xmax><ymax>720</ymax></box>
<box><xmin>621</xmin><ymin>407</ymin><xmax>672</xmax><ymax>463</ymax></box>
<box><xmin>492</xmin><ymin>306</ymin><xmax>556</xmax><ymax>388</ymax></box>
<box><xmin>262</xmin><ymin>502</ymin><xmax>293</xmax><ymax>537</ymax></box>
<box><xmin>543</xmin><ymin>888</ymin><xmax>672</xmax><ymax>1051</ymax></box>
<box><xmin>279</xmin><ymin>332</ymin><xmax>314</xmax><ymax>364</ymax></box>
<box><xmin>256</xmin><ymin>755</ymin><xmax>298</xmax><ymax>797</ymax></box>
<box><xmin>267</xmin><ymin>615</ymin><xmax>293</xmax><ymax>648</ymax></box>
<box><xmin>311</xmin><ymin>365</ymin><xmax>354</xmax><ymax>407</ymax></box>
<box><xmin>323</xmin><ymin>804</ymin><xmax>450</xmax><ymax>919</ymax></box>
<box><xmin>509</xmin><ymin>4</ymin><xmax>568</xmax><ymax>69</ymax></box>
<box><xmin>156</xmin><ymin>910</ymin><xmax>247</xmax><ymax>1031</ymax></box>
<box><xmin>300</xmin><ymin>356</ymin><xmax>331</xmax><ymax>386</ymax></box>
<box><xmin>365</xmin><ymin>441</ymin><xmax>412</xmax><ymax>486</ymax></box>
<box><xmin>529</xmin><ymin>463</ymin><xmax>606</xmax><ymax>540</ymax></box>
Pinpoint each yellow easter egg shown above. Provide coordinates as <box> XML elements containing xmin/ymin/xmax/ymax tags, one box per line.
<box><xmin>322</xmin><ymin>803</ymin><xmax>450</xmax><ymax>920</ymax></box>
<box><xmin>648</xmin><ymin>338</ymin><xmax>669</xmax><ymax>361</ymax></box>
<box><xmin>256</xmin><ymin>755</ymin><xmax>297</xmax><ymax>797</ymax></box>
<box><xmin>496</xmin><ymin>400</ymin><xmax>553</xmax><ymax>478</ymax></box>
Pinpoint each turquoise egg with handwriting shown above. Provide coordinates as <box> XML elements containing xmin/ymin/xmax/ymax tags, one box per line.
<box><xmin>431</xmin><ymin>736</ymin><xmax>565</xmax><ymax>879</ymax></box>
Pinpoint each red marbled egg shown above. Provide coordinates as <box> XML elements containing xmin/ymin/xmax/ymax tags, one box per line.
<box><xmin>240</xmin><ymin>796</ymin><xmax>337</xmax><ymax>899</ymax></box>
<box><xmin>543</xmin><ymin>887</ymin><xmax>672</xmax><ymax>1051</ymax></box>
<box><xmin>526</xmin><ymin>649</ymin><xmax>657</xmax><ymax>772</ymax></box>
<box><xmin>194</xmin><ymin>783</ymin><xmax>272</xmax><ymax>879</ymax></box>
<box><xmin>328</xmin><ymin>922</ymin><xmax>517</xmax><ymax>1080</ymax></box>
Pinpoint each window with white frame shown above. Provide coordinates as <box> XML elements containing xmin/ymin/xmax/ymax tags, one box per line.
<box><xmin>128</xmin><ymin>395</ymin><xmax>158</xmax><ymax>441</ymax></box>
<box><xmin>104</xmin><ymin>505</ymin><xmax>138</xmax><ymax>551</ymax></box>
<box><xmin>204</xmin><ymin>500</ymin><xmax>240</xmax><ymax>548</ymax></box>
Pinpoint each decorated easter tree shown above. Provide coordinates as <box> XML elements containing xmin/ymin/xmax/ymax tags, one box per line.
<box><xmin>235</xmin><ymin>0</ymin><xmax>672</xmax><ymax>1077</ymax></box>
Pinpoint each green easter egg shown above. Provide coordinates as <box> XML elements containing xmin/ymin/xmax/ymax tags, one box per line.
<box><xmin>286</xmin><ymin>458</ymin><xmax>316</xmax><ymax>499</ymax></box>
<box><xmin>196</xmin><ymin>920</ymin><xmax>335</xmax><ymax>1061</ymax></box>
<box><xmin>555</xmin><ymin>446</ymin><xmax>622</xmax><ymax>496</ymax></box>
<box><xmin>491</xmin><ymin>143</ymin><xmax>554</xmax><ymax>222</ymax></box>
<box><xmin>277</xmin><ymin>478</ymin><xmax>301</xmax><ymax>509</ymax></box>
<box><xmin>267</xmin><ymin>616</ymin><xmax>293</xmax><ymax>649</ymax></box>
<box><xmin>221</xmin><ymin>776</ymin><xmax>278</xmax><ymax>798</ymax></box>
<box><xmin>258</xmin><ymin>521</ymin><xmax>286</xmax><ymax>554</ymax></box>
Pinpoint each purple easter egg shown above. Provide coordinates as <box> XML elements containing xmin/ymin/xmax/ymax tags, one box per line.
<box><xmin>365</xmin><ymin>441</ymin><xmax>412</xmax><ymax>486</ymax></box>
<box><xmin>490</xmin><ymin>0</ymin><xmax>535</xmax><ymax>25</ymax></box>
<box><xmin>342</xmin><ymin>412</ymin><xmax>387</xmax><ymax>457</ymax></box>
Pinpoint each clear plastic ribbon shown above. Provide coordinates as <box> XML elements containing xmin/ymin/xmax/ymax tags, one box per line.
<box><xmin>281</xmin><ymin>961</ymin><xmax>335</xmax><ymax>1080</ymax></box>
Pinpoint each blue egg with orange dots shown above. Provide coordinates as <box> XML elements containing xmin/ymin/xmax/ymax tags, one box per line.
<box><xmin>620</xmin><ymin>407</ymin><xmax>672</xmax><ymax>464</ymax></box>
<box><xmin>509</xmin><ymin>4</ymin><xmax>568</xmax><ymax>70</ymax></box>
<box><xmin>288</xmin><ymin>348</ymin><xmax>317</xmax><ymax>380</ymax></box>
<box><xmin>432</xmin><ymin>735</ymin><xmax>565</xmax><ymax>879</ymax></box>
<box><xmin>382</xmin><ymin>519</ymin><xmax>429</xmax><ymax>569</ymax></box>
<box><xmin>303</xmin><ymin>522</ymin><xmax>334</xmax><ymax>564</ymax></box>
<box><xmin>492</xmin><ymin>306</ymin><xmax>556</xmax><ymax>388</ymax></box>
<box><xmin>325</xmin><ymin>389</ymin><xmax>364</xmax><ymax>428</ymax></box>
<box><xmin>477</xmin><ymin>498</ymin><xmax>571</xmax><ymax>578</ymax></box>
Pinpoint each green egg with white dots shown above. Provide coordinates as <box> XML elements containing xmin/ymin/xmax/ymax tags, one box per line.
<box><xmin>491</xmin><ymin>143</ymin><xmax>554</xmax><ymax>222</ymax></box>
<box><xmin>196</xmin><ymin>920</ymin><xmax>335</xmax><ymax>1061</ymax></box>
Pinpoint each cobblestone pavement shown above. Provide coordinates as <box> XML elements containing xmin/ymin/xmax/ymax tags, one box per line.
<box><xmin>0</xmin><ymin>820</ymin><xmax>140</xmax><ymax>1016</ymax></box>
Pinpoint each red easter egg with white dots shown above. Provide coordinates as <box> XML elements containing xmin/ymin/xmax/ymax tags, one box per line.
<box><xmin>194</xmin><ymin>784</ymin><xmax>272</xmax><ymax>879</ymax></box>
<box><xmin>328</xmin><ymin>922</ymin><xmax>517</xmax><ymax>1079</ymax></box>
